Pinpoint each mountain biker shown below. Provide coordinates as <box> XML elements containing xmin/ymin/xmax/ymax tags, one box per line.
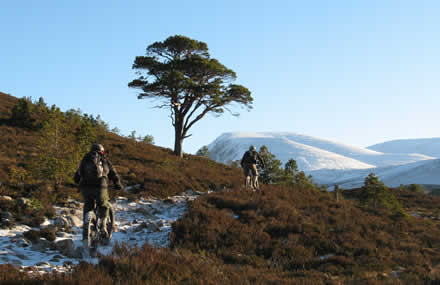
<box><xmin>240</xmin><ymin>145</ymin><xmax>265</xmax><ymax>190</ymax></box>
<box><xmin>74</xmin><ymin>143</ymin><xmax>123</xmax><ymax>240</ymax></box>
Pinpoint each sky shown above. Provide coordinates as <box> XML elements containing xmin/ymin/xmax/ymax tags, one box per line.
<box><xmin>1</xmin><ymin>1</ymin><xmax>439</xmax><ymax>154</ymax></box>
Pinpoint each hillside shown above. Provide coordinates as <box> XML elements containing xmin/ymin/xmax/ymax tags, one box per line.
<box><xmin>0</xmin><ymin>92</ymin><xmax>242</xmax><ymax>199</ymax></box>
<box><xmin>207</xmin><ymin>132</ymin><xmax>434</xmax><ymax>170</ymax></box>
<box><xmin>1</xmin><ymin>92</ymin><xmax>440</xmax><ymax>284</ymax></box>
<box><xmin>368</xmin><ymin>138</ymin><xmax>440</xmax><ymax>158</ymax></box>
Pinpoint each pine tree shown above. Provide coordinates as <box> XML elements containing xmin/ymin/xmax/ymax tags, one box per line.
<box><xmin>196</xmin><ymin>146</ymin><xmax>210</xmax><ymax>158</ymax></box>
<box><xmin>33</xmin><ymin>106</ymin><xmax>80</xmax><ymax>187</ymax></box>
<box><xmin>258</xmin><ymin>145</ymin><xmax>283</xmax><ymax>184</ymax></box>
<box><xmin>283</xmin><ymin>158</ymin><xmax>299</xmax><ymax>182</ymax></box>
<box><xmin>360</xmin><ymin>173</ymin><xmax>405</xmax><ymax>215</ymax></box>
<box><xmin>143</xmin><ymin>134</ymin><xmax>155</xmax><ymax>145</ymax></box>
<box><xmin>10</xmin><ymin>97</ymin><xmax>34</xmax><ymax>128</ymax></box>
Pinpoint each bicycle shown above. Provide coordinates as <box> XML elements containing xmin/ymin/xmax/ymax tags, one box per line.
<box><xmin>83</xmin><ymin>201</ymin><xmax>115</xmax><ymax>257</ymax></box>
<box><xmin>245</xmin><ymin>172</ymin><xmax>259</xmax><ymax>192</ymax></box>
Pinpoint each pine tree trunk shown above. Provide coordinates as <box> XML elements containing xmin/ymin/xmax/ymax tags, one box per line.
<box><xmin>174</xmin><ymin>120</ymin><xmax>184</xmax><ymax>158</ymax></box>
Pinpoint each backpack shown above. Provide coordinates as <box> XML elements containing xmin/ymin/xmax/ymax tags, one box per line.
<box><xmin>243</xmin><ymin>151</ymin><xmax>258</xmax><ymax>164</ymax></box>
<box><xmin>81</xmin><ymin>152</ymin><xmax>105</xmax><ymax>185</ymax></box>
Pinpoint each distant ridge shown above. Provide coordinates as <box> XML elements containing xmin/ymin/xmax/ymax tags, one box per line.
<box><xmin>368</xmin><ymin>138</ymin><xmax>440</xmax><ymax>158</ymax></box>
<box><xmin>207</xmin><ymin>132</ymin><xmax>433</xmax><ymax>171</ymax></box>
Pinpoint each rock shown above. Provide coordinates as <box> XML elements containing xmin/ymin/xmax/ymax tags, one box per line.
<box><xmin>15</xmin><ymin>238</ymin><xmax>30</xmax><ymax>247</ymax></box>
<box><xmin>65</xmin><ymin>215</ymin><xmax>82</xmax><ymax>227</ymax></box>
<box><xmin>31</xmin><ymin>238</ymin><xmax>52</xmax><ymax>251</ymax></box>
<box><xmin>54</xmin><ymin>216</ymin><xmax>70</xmax><ymax>228</ymax></box>
<box><xmin>63</xmin><ymin>260</ymin><xmax>74</xmax><ymax>267</ymax></box>
<box><xmin>0</xmin><ymin>195</ymin><xmax>12</xmax><ymax>201</ymax></box>
<box><xmin>156</xmin><ymin>220</ymin><xmax>166</xmax><ymax>227</ymax></box>
<box><xmin>17</xmin><ymin>198</ymin><xmax>31</xmax><ymax>207</ymax></box>
<box><xmin>125</xmin><ymin>184</ymin><xmax>141</xmax><ymax>193</ymax></box>
<box><xmin>69</xmin><ymin>209</ymin><xmax>82</xmax><ymax>216</ymax></box>
<box><xmin>54</xmin><ymin>239</ymin><xmax>76</xmax><ymax>257</ymax></box>
<box><xmin>1</xmin><ymin>211</ymin><xmax>13</xmax><ymax>220</ymax></box>
<box><xmin>135</xmin><ymin>221</ymin><xmax>160</xmax><ymax>232</ymax></box>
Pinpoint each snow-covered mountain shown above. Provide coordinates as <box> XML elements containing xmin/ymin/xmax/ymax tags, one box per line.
<box><xmin>310</xmin><ymin>159</ymin><xmax>440</xmax><ymax>189</ymax></box>
<box><xmin>207</xmin><ymin>132</ymin><xmax>434</xmax><ymax>171</ymax></box>
<box><xmin>207</xmin><ymin>132</ymin><xmax>439</xmax><ymax>188</ymax></box>
<box><xmin>368</xmin><ymin>138</ymin><xmax>440</xmax><ymax>158</ymax></box>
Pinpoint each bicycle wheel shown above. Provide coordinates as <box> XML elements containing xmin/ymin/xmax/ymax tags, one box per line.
<box><xmin>101</xmin><ymin>206</ymin><xmax>115</xmax><ymax>245</ymax></box>
<box><xmin>83</xmin><ymin>211</ymin><xmax>98</xmax><ymax>256</ymax></box>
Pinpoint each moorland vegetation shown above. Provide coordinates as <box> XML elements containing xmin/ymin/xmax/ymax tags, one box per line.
<box><xmin>1</xmin><ymin>92</ymin><xmax>440</xmax><ymax>284</ymax></box>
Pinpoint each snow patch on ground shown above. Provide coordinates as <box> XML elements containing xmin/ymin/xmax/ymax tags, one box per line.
<box><xmin>0</xmin><ymin>190</ymin><xmax>201</xmax><ymax>274</ymax></box>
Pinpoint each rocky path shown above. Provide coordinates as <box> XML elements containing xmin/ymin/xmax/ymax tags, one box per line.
<box><xmin>0</xmin><ymin>190</ymin><xmax>202</xmax><ymax>274</ymax></box>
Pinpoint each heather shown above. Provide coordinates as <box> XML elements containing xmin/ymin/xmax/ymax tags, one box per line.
<box><xmin>1</xmin><ymin>92</ymin><xmax>440</xmax><ymax>284</ymax></box>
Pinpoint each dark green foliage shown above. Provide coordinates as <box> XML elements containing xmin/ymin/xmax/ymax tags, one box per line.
<box><xmin>142</xmin><ymin>134</ymin><xmax>154</xmax><ymax>145</ymax></box>
<box><xmin>257</xmin><ymin>145</ymin><xmax>283</xmax><ymax>184</ymax></box>
<box><xmin>284</xmin><ymin>158</ymin><xmax>298</xmax><ymax>179</ymax></box>
<box><xmin>257</xmin><ymin>147</ymin><xmax>314</xmax><ymax>189</ymax></box>
<box><xmin>128</xmin><ymin>35</ymin><xmax>253</xmax><ymax>157</ymax></box>
<box><xmin>360</xmin><ymin>173</ymin><xmax>405</xmax><ymax>215</ymax></box>
<box><xmin>10</xmin><ymin>98</ymin><xmax>34</xmax><ymax>128</ymax></box>
<box><xmin>195</xmin><ymin>145</ymin><xmax>210</xmax><ymax>158</ymax></box>
<box><xmin>399</xmin><ymin>183</ymin><xmax>424</xmax><ymax>193</ymax></box>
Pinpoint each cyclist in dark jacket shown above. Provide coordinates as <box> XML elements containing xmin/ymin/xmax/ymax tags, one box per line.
<box><xmin>74</xmin><ymin>143</ymin><xmax>123</xmax><ymax>240</ymax></box>
<box><xmin>240</xmin><ymin>145</ymin><xmax>265</xmax><ymax>190</ymax></box>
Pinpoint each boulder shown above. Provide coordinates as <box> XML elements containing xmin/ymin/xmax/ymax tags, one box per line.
<box><xmin>65</xmin><ymin>215</ymin><xmax>82</xmax><ymax>227</ymax></box>
<box><xmin>15</xmin><ymin>238</ymin><xmax>30</xmax><ymax>247</ymax></box>
<box><xmin>135</xmin><ymin>221</ymin><xmax>160</xmax><ymax>232</ymax></box>
<box><xmin>54</xmin><ymin>239</ymin><xmax>76</xmax><ymax>257</ymax></box>
<box><xmin>54</xmin><ymin>216</ymin><xmax>70</xmax><ymax>228</ymax></box>
<box><xmin>124</xmin><ymin>184</ymin><xmax>142</xmax><ymax>192</ymax></box>
<box><xmin>0</xmin><ymin>195</ymin><xmax>12</xmax><ymax>201</ymax></box>
<box><xmin>31</xmin><ymin>238</ymin><xmax>52</xmax><ymax>252</ymax></box>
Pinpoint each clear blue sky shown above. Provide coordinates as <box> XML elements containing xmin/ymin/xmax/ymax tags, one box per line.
<box><xmin>1</xmin><ymin>1</ymin><xmax>438</xmax><ymax>153</ymax></box>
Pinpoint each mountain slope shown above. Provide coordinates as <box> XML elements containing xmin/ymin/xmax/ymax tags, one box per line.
<box><xmin>368</xmin><ymin>138</ymin><xmax>440</xmax><ymax>158</ymax></box>
<box><xmin>310</xmin><ymin>159</ymin><xmax>440</xmax><ymax>188</ymax></box>
<box><xmin>0</xmin><ymin>92</ymin><xmax>243</xmax><ymax>198</ymax></box>
<box><xmin>208</xmin><ymin>132</ymin><xmax>433</xmax><ymax>171</ymax></box>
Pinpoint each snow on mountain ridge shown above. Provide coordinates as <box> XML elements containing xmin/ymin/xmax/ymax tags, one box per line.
<box><xmin>368</xmin><ymin>138</ymin><xmax>440</xmax><ymax>158</ymax></box>
<box><xmin>310</xmin><ymin>159</ymin><xmax>440</xmax><ymax>188</ymax></box>
<box><xmin>208</xmin><ymin>132</ymin><xmax>375</xmax><ymax>171</ymax></box>
<box><xmin>207</xmin><ymin>132</ymin><xmax>434</xmax><ymax>171</ymax></box>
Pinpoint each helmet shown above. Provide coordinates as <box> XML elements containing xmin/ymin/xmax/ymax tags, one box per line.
<box><xmin>249</xmin><ymin>145</ymin><xmax>256</xmax><ymax>151</ymax></box>
<box><xmin>91</xmin><ymin>143</ymin><xmax>104</xmax><ymax>154</ymax></box>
